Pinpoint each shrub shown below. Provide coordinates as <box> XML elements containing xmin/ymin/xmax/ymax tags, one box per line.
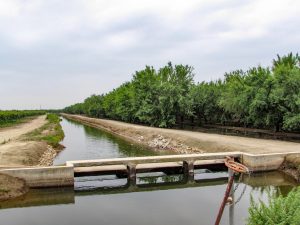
<box><xmin>247</xmin><ymin>187</ymin><xmax>300</xmax><ymax>225</ymax></box>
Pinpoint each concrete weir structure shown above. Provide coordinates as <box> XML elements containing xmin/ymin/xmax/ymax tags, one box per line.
<box><xmin>0</xmin><ymin>166</ymin><xmax>74</xmax><ymax>188</ymax></box>
<box><xmin>0</xmin><ymin>151</ymin><xmax>298</xmax><ymax>188</ymax></box>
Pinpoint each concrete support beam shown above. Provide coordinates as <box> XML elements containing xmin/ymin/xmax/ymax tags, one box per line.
<box><xmin>3</xmin><ymin>151</ymin><xmax>300</xmax><ymax>189</ymax></box>
<box><xmin>183</xmin><ymin>160</ymin><xmax>194</xmax><ymax>174</ymax></box>
<box><xmin>127</xmin><ymin>163</ymin><xmax>137</xmax><ymax>186</ymax></box>
<box><xmin>67</xmin><ymin>152</ymin><xmax>241</xmax><ymax>167</ymax></box>
<box><xmin>183</xmin><ymin>160</ymin><xmax>194</xmax><ymax>182</ymax></box>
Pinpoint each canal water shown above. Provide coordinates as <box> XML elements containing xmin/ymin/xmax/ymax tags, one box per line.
<box><xmin>54</xmin><ymin>118</ymin><xmax>162</xmax><ymax>165</ymax></box>
<box><xmin>0</xmin><ymin>117</ymin><xmax>297</xmax><ymax>225</ymax></box>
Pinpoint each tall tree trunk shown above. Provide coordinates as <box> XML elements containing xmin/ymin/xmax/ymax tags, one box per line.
<box><xmin>275</xmin><ymin>122</ymin><xmax>280</xmax><ymax>132</ymax></box>
<box><xmin>180</xmin><ymin>115</ymin><xmax>184</xmax><ymax>129</ymax></box>
<box><xmin>198</xmin><ymin>114</ymin><xmax>202</xmax><ymax>126</ymax></box>
<box><xmin>190</xmin><ymin>116</ymin><xmax>194</xmax><ymax>127</ymax></box>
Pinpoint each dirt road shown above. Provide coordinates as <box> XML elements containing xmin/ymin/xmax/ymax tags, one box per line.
<box><xmin>0</xmin><ymin>116</ymin><xmax>48</xmax><ymax>167</ymax></box>
<box><xmin>0</xmin><ymin>116</ymin><xmax>47</xmax><ymax>143</ymax></box>
<box><xmin>63</xmin><ymin>114</ymin><xmax>300</xmax><ymax>155</ymax></box>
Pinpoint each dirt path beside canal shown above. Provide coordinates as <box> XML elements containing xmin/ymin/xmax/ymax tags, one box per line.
<box><xmin>0</xmin><ymin>115</ymin><xmax>57</xmax><ymax>167</ymax></box>
<box><xmin>0</xmin><ymin>116</ymin><xmax>47</xmax><ymax>144</ymax></box>
<box><xmin>62</xmin><ymin>114</ymin><xmax>300</xmax><ymax>155</ymax></box>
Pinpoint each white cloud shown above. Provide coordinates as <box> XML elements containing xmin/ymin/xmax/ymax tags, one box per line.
<box><xmin>0</xmin><ymin>1</ymin><xmax>20</xmax><ymax>17</ymax></box>
<box><xmin>0</xmin><ymin>0</ymin><xmax>299</xmax><ymax>109</ymax></box>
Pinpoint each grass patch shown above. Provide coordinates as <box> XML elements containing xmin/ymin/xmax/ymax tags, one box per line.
<box><xmin>24</xmin><ymin>113</ymin><xmax>65</xmax><ymax>148</ymax></box>
<box><xmin>247</xmin><ymin>187</ymin><xmax>300</xmax><ymax>225</ymax></box>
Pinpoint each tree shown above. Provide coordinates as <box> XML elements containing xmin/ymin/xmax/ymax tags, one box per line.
<box><xmin>190</xmin><ymin>81</ymin><xmax>223</xmax><ymax>125</ymax></box>
<box><xmin>83</xmin><ymin>95</ymin><xmax>104</xmax><ymax>118</ymax></box>
<box><xmin>63</xmin><ymin>53</ymin><xmax>300</xmax><ymax>131</ymax></box>
<box><xmin>271</xmin><ymin>53</ymin><xmax>300</xmax><ymax>131</ymax></box>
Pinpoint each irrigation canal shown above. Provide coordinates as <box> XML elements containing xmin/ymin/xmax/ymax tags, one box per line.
<box><xmin>0</xmin><ymin>117</ymin><xmax>298</xmax><ymax>225</ymax></box>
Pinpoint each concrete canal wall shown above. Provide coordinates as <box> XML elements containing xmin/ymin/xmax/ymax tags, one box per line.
<box><xmin>241</xmin><ymin>152</ymin><xmax>292</xmax><ymax>171</ymax></box>
<box><xmin>0</xmin><ymin>152</ymin><xmax>299</xmax><ymax>188</ymax></box>
<box><xmin>0</xmin><ymin>166</ymin><xmax>74</xmax><ymax>188</ymax></box>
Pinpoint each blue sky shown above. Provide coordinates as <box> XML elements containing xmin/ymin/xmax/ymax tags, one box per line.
<box><xmin>0</xmin><ymin>0</ymin><xmax>299</xmax><ymax>109</ymax></box>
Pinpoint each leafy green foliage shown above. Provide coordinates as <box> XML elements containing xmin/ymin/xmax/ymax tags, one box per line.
<box><xmin>46</xmin><ymin>113</ymin><xmax>60</xmax><ymax>123</ymax></box>
<box><xmin>0</xmin><ymin>110</ymin><xmax>45</xmax><ymax>127</ymax></box>
<box><xmin>190</xmin><ymin>81</ymin><xmax>223</xmax><ymax>125</ymax></box>
<box><xmin>64</xmin><ymin>53</ymin><xmax>300</xmax><ymax>131</ymax></box>
<box><xmin>65</xmin><ymin>62</ymin><xmax>195</xmax><ymax>128</ymax></box>
<box><xmin>247</xmin><ymin>187</ymin><xmax>300</xmax><ymax>225</ymax></box>
<box><xmin>25</xmin><ymin>114</ymin><xmax>64</xmax><ymax>148</ymax></box>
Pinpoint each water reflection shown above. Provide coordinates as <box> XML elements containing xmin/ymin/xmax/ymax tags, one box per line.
<box><xmin>0</xmin><ymin>171</ymin><xmax>297</xmax><ymax>225</ymax></box>
<box><xmin>83</xmin><ymin>125</ymin><xmax>164</xmax><ymax>157</ymax></box>
<box><xmin>0</xmin><ymin>187</ymin><xmax>75</xmax><ymax>210</ymax></box>
<box><xmin>0</xmin><ymin>171</ymin><xmax>295</xmax><ymax>210</ymax></box>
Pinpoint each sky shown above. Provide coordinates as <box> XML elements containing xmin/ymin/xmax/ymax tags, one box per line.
<box><xmin>0</xmin><ymin>0</ymin><xmax>299</xmax><ymax>110</ymax></box>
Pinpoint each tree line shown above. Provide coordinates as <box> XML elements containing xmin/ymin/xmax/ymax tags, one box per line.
<box><xmin>0</xmin><ymin>110</ymin><xmax>46</xmax><ymax>127</ymax></box>
<box><xmin>64</xmin><ymin>53</ymin><xmax>300</xmax><ymax>132</ymax></box>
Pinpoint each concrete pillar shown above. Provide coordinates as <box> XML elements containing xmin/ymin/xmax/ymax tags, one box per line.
<box><xmin>183</xmin><ymin>160</ymin><xmax>194</xmax><ymax>182</ymax></box>
<box><xmin>127</xmin><ymin>163</ymin><xmax>137</xmax><ymax>186</ymax></box>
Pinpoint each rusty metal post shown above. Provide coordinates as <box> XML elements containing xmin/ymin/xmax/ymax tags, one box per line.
<box><xmin>214</xmin><ymin>156</ymin><xmax>248</xmax><ymax>225</ymax></box>
<box><xmin>228</xmin><ymin>168</ymin><xmax>234</xmax><ymax>198</ymax></box>
<box><xmin>214</xmin><ymin>170</ymin><xmax>235</xmax><ymax>225</ymax></box>
<box><xmin>228</xmin><ymin>169</ymin><xmax>235</xmax><ymax>225</ymax></box>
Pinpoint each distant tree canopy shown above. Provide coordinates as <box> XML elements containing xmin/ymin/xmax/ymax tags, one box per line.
<box><xmin>0</xmin><ymin>110</ymin><xmax>46</xmax><ymax>127</ymax></box>
<box><xmin>64</xmin><ymin>53</ymin><xmax>300</xmax><ymax>131</ymax></box>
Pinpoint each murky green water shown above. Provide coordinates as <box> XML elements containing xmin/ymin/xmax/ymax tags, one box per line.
<box><xmin>54</xmin><ymin>118</ymin><xmax>163</xmax><ymax>165</ymax></box>
<box><xmin>0</xmin><ymin>117</ymin><xmax>297</xmax><ymax>225</ymax></box>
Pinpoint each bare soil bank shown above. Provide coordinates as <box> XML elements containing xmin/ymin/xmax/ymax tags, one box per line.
<box><xmin>0</xmin><ymin>174</ymin><xmax>28</xmax><ymax>202</ymax></box>
<box><xmin>0</xmin><ymin>115</ymin><xmax>64</xmax><ymax>167</ymax></box>
<box><xmin>62</xmin><ymin>114</ymin><xmax>300</xmax><ymax>155</ymax></box>
<box><xmin>0</xmin><ymin>116</ymin><xmax>49</xmax><ymax>167</ymax></box>
<box><xmin>280</xmin><ymin>154</ymin><xmax>300</xmax><ymax>181</ymax></box>
<box><xmin>0</xmin><ymin>141</ymin><xmax>49</xmax><ymax>167</ymax></box>
<box><xmin>0</xmin><ymin>116</ymin><xmax>47</xmax><ymax>144</ymax></box>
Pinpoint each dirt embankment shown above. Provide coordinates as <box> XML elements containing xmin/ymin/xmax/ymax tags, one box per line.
<box><xmin>280</xmin><ymin>154</ymin><xmax>300</xmax><ymax>181</ymax></box>
<box><xmin>0</xmin><ymin>115</ymin><xmax>64</xmax><ymax>167</ymax></box>
<box><xmin>62</xmin><ymin>114</ymin><xmax>300</xmax><ymax>155</ymax></box>
<box><xmin>0</xmin><ymin>116</ymin><xmax>48</xmax><ymax>167</ymax></box>
<box><xmin>0</xmin><ymin>141</ymin><xmax>50</xmax><ymax>167</ymax></box>
<box><xmin>0</xmin><ymin>116</ymin><xmax>47</xmax><ymax>144</ymax></box>
<box><xmin>0</xmin><ymin>115</ymin><xmax>65</xmax><ymax>201</ymax></box>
